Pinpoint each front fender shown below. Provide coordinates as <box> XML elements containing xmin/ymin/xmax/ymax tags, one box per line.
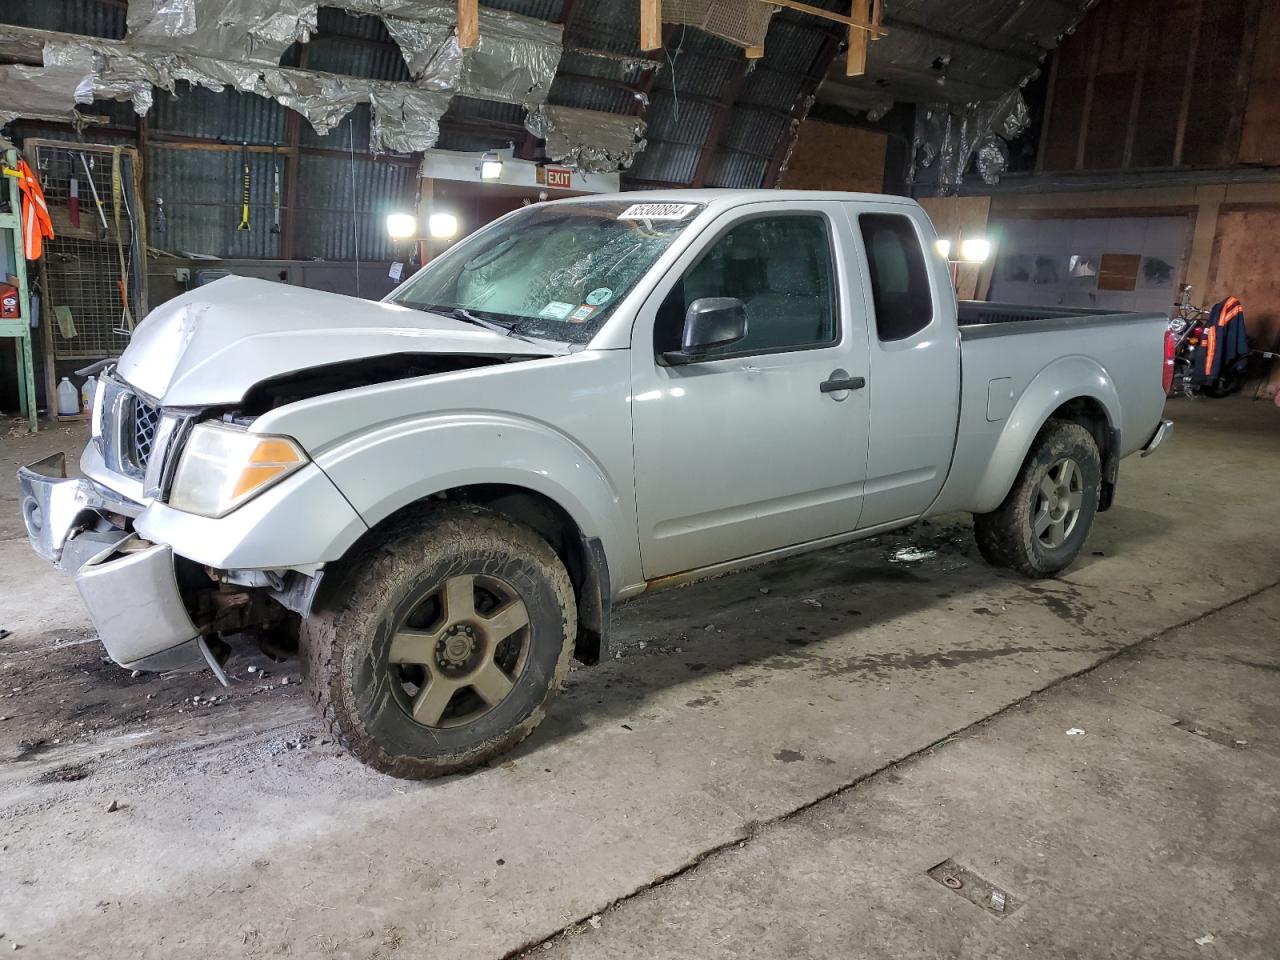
<box><xmin>971</xmin><ymin>355</ymin><xmax>1120</xmax><ymax>514</ymax></box>
<box><xmin>314</xmin><ymin>413</ymin><xmax>634</xmax><ymax>594</ymax></box>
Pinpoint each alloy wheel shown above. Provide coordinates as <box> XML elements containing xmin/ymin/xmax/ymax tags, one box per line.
<box><xmin>387</xmin><ymin>574</ymin><xmax>531</xmax><ymax>728</ymax></box>
<box><xmin>1033</xmin><ymin>457</ymin><xmax>1084</xmax><ymax>549</ymax></box>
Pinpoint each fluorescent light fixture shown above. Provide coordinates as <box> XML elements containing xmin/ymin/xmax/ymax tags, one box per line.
<box><xmin>386</xmin><ymin>213</ymin><xmax>417</xmax><ymax>240</ymax></box>
<box><xmin>428</xmin><ymin>212</ymin><xmax>459</xmax><ymax>239</ymax></box>
<box><xmin>960</xmin><ymin>237</ymin><xmax>992</xmax><ymax>263</ymax></box>
<box><xmin>935</xmin><ymin>238</ymin><xmax>952</xmax><ymax>260</ymax></box>
<box><xmin>479</xmin><ymin>151</ymin><xmax>503</xmax><ymax>180</ymax></box>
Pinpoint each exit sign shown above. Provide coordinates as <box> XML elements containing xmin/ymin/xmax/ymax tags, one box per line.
<box><xmin>541</xmin><ymin>166</ymin><xmax>573</xmax><ymax>189</ymax></box>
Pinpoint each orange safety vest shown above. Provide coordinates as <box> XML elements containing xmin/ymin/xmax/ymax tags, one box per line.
<box><xmin>12</xmin><ymin>159</ymin><xmax>54</xmax><ymax>260</ymax></box>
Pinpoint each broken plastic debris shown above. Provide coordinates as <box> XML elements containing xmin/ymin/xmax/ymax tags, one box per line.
<box><xmin>990</xmin><ymin>889</ymin><xmax>1006</xmax><ymax>912</ymax></box>
<box><xmin>802</xmin><ymin>599</ymin><xmax>823</xmax><ymax>608</ymax></box>
<box><xmin>1194</xmin><ymin>934</ymin><xmax>1215</xmax><ymax>946</ymax></box>
<box><xmin>889</xmin><ymin>547</ymin><xmax>937</xmax><ymax>563</ymax></box>
<box><xmin>587</xmin><ymin>916</ymin><xmax>601</xmax><ymax>929</ymax></box>
<box><xmin>1065</xmin><ymin>728</ymin><xmax>1086</xmax><ymax>736</ymax></box>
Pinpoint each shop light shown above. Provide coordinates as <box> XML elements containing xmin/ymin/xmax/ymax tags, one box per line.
<box><xmin>934</xmin><ymin>238</ymin><xmax>951</xmax><ymax>260</ymax></box>
<box><xmin>386</xmin><ymin>212</ymin><xmax>417</xmax><ymax>240</ymax></box>
<box><xmin>960</xmin><ymin>237</ymin><xmax>992</xmax><ymax>263</ymax></box>
<box><xmin>479</xmin><ymin>151</ymin><xmax>504</xmax><ymax>180</ymax></box>
<box><xmin>428</xmin><ymin>212</ymin><xmax>459</xmax><ymax>239</ymax></box>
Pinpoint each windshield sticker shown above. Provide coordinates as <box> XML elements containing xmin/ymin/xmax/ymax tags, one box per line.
<box><xmin>618</xmin><ymin>203</ymin><xmax>697</xmax><ymax>221</ymax></box>
<box><xmin>570</xmin><ymin>304</ymin><xmax>596</xmax><ymax>323</ymax></box>
<box><xmin>585</xmin><ymin>287</ymin><xmax>613</xmax><ymax>306</ymax></box>
<box><xmin>538</xmin><ymin>300</ymin><xmax>575</xmax><ymax>320</ymax></box>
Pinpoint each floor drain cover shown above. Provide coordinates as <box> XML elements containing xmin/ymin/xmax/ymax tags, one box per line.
<box><xmin>927</xmin><ymin>859</ymin><xmax>1020</xmax><ymax>917</ymax></box>
<box><xmin>1173</xmin><ymin>719</ymin><xmax>1248</xmax><ymax>749</ymax></box>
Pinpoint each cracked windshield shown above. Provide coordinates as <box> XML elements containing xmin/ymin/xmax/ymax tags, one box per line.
<box><xmin>387</xmin><ymin>201</ymin><xmax>703</xmax><ymax>343</ymax></box>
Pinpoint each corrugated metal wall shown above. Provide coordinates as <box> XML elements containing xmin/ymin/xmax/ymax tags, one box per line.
<box><xmin>2</xmin><ymin>0</ymin><xmax>847</xmax><ymax>261</ymax></box>
<box><xmin>3</xmin><ymin>2</ymin><xmax>423</xmax><ymax>263</ymax></box>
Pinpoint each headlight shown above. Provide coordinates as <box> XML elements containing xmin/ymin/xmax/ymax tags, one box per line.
<box><xmin>168</xmin><ymin>422</ymin><xmax>308</xmax><ymax>518</ymax></box>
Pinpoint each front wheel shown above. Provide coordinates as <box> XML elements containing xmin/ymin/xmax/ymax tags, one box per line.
<box><xmin>973</xmin><ymin>420</ymin><xmax>1101</xmax><ymax>578</ymax></box>
<box><xmin>302</xmin><ymin>505</ymin><xmax>576</xmax><ymax>779</ymax></box>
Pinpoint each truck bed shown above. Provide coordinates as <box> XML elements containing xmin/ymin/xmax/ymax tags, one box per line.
<box><xmin>928</xmin><ymin>300</ymin><xmax>1170</xmax><ymax>517</ymax></box>
<box><xmin>957</xmin><ymin>301</ymin><xmax>1168</xmax><ymax>339</ymax></box>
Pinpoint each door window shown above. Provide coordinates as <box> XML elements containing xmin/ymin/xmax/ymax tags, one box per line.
<box><xmin>655</xmin><ymin>215</ymin><xmax>838</xmax><ymax>357</ymax></box>
<box><xmin>858</xmin><ymin>213</ymin><xmax>933</xmax><ymax>341</ymax></box>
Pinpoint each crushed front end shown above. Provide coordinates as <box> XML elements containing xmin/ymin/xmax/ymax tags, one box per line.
<box><xmin>16</xmin><ymin>369</ymin><xmax>342</xmax><ymax>680</ymax></box>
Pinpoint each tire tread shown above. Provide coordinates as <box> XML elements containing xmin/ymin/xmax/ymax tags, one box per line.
<box><xmin>973</xmin><ymin>420</ymin><xmax>1100</xmax><ymax>578</ymax></box>
<box><xmin>300</xmin><ymin>504</ymin><xmax>576</xmax><ymax>779</ymax></box>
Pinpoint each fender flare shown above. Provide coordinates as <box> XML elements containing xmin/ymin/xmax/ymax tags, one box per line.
<box><xmin>971</xmin><ymin>355</ymin><xmax>1121</xmax><ymax>514</ymax></box>
<box><xmin>313</xmin><ymin>412</ymin><xmax>635</xmax><ymax>594</ymax></box>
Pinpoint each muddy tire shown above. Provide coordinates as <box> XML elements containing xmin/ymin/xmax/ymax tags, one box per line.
<box><xmin>973</xmin><ymin>420</ymin><xmax>1101</xmax><ymax>578</ymax></box>
<box><xmin>301</xmin><ymin>505</ymin><xmax>576</xmax><ymax>779</ymax></box>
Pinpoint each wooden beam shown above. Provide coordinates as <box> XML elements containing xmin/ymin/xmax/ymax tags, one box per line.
<box><xmin>1121</xmin><ymin>0</ymin><xmax>1154</xmax><ymax>170</ymax></box>
<box><xmin>1223</xmin><ymin>0</ymin><xmax>1262</xmax><ymax>166</ymax></box>
<box><xmin>1035</xmin><ymin>48</ymin><xmax>1060</xmax><ymax>173</ymax></box>
<box><xmin>640</xmin><ymin>0</ymin><xmax>663</xmax><ymax>52</ymax></box>
<box><xmin>458</xmin><ymin>0</ymin><xmax>479</xmax><ymax>50</ymax></box>
<box><xmin>1074</xmin><ymin>15</ymin><xmax>1104</xmax><ymax>170</ymax></box>
<box><xmin>754</xmin><ymin>0</ymin><xmax>886</xmax><ymax>38</ymax></box>
<box><xmin>1173</xmin><ymin>0</ymin><xmax>1205</xmax><ymax>165</ymax></box>
<box><xmin>847</xmin><ymin>0</ymin><xmax>870</xmax><ymax>76</ymax></box>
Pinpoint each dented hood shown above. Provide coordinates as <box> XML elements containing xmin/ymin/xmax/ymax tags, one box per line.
<box><xmin>115</xmin><ymin>276</ymin><xmax>564</xmax><ymax>407</ymax></box>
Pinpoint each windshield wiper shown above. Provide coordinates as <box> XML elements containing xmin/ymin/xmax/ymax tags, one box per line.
<box><xmin>431</xmin><ymin>306</ymin><xmax>540</xmax><ymax>344</ymax></box>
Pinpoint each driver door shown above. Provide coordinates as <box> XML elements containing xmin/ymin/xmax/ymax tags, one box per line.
<box><xmin>629</xmin><ymin>201</ymin><xmax>871</xmax><ymax>579</ymax></box>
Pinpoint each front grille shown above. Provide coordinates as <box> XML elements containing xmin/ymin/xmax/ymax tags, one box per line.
<box><xmin>98</xmin><ymin>373</ymin><xmax>188</xmax><ymax>494</ymax></box>
<box><xmin>128</xmin><ymin>396</ymin><xmax>162</xmax><ymax>475</ymax></box>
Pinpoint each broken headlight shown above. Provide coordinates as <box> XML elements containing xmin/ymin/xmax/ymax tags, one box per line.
<box><xmin>168</xmin><ymin>422</ymin><xmax>308</xmax><ymax>518</ymax></box>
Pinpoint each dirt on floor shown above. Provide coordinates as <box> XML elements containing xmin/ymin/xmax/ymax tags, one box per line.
<box><xmin>0</xmin><ymin>397</ymin><xmax>1277</xmax><ymax>959</ymax></box>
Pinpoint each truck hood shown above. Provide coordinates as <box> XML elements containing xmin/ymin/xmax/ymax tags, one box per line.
<box><xmin>115</xmin><ymin>276</ymin><xmax>564</xmax><ymax>407</ymax></box>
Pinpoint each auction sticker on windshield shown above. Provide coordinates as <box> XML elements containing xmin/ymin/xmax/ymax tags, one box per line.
<box><xmin>618</xmin><ymin>203</ymin><xmax>697</xmax><ymax>221</ymax></box>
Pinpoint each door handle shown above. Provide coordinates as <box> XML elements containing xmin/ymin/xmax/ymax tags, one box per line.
<box><xmin>820</xmin><ymin>374</ymin><xmax>866</xmax><ymax>393</ymax></box>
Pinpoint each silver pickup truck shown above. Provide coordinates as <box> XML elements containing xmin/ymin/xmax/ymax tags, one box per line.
<box><xmin>17</xmin><ymin>190</ymin><xmax>1172</xmax><ymax>777</ymax></box>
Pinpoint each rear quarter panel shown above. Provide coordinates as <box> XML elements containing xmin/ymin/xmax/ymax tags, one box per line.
<box><xmin>931</xmin><ymin>314</ymin><xmax>1168</xmax><ymax>516</ymax></box>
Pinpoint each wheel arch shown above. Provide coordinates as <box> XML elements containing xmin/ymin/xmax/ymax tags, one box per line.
<box><xmin>973</xmin><ymin>357</ymin><xmax>1121</xmax><ymax>514</ymax></box>
<box><xmin>320</xmin><ymin>483</ymin><xmax>611</xmax><ymax>665</ymax></box>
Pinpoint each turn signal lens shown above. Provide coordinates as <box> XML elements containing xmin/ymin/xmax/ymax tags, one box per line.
<box><xmin>169</xmin><ymin>422</ymin><xmax>308</xmax><ymax>518</ymax></box>
<box><xmin>1162</xmin><ymin>327</ymin><xmax>1176</xmax><ymax>394</ymax></box>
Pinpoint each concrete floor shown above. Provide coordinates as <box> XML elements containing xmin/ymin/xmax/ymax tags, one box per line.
<box><xmin>0</xmin><ymin>396</ymin><xmax>1277</xmax><ymax>959</ymax></box>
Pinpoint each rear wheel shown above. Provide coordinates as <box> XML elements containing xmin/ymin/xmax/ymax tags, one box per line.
<box><xmin>973</xmin><ymin>420</ymin><xmax>1101</xmax><ymax>578</ymax></box>
<box><xmin>302</xmin><ymin>505</ymin><xmax>576</xmax><ymax>779</ymax></box>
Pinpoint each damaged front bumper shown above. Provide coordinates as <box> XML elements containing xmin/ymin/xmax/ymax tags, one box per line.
<box><xmin>17</xmin><ymin>453</ymin><xmax>209</xmax><ymax>672</ymax></box>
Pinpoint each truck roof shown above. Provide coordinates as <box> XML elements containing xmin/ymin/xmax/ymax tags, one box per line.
<box><xmin>551</xmin><ymin>188</ymin><xmax>919</xmax><ymax>209</ymax></box>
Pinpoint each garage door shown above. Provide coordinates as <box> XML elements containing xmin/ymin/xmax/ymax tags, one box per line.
<box><xmin>989</xmin><ymin>216</ymin><xmax>1190</xmax><ymax>316</ymax></box>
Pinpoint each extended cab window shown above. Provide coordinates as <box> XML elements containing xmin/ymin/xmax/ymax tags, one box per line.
<box><xmin>858</xmin><ymin>213</ymin><xmax>933</xmax><ymax>341</ymax></box>
<box><xmin>655</xmin><ymin>215</ymin><xmax>837</xmax><ymax>357</ymax></box>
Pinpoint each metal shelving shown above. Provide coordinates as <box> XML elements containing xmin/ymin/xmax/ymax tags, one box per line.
<box><xmin>1</xmin><ymin>142</ymin><xmax>37</xmax><ymax>433</ymax></box>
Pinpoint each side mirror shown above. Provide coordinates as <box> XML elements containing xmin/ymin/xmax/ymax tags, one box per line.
<box><xmin>661</xmin><ymin>297</ymin><xmax>748</xmax><ymax>365</ymax></box>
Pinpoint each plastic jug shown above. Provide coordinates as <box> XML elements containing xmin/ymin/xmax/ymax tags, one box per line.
<box><xmin>56</xmin><ymin>377</ymin><xmax>79</xmax><ymax>417</ymax></box>
<box><xmin>81</xmin><ymin>376</ymin><xmax>97</xmax><ymax>414</ymax></box>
